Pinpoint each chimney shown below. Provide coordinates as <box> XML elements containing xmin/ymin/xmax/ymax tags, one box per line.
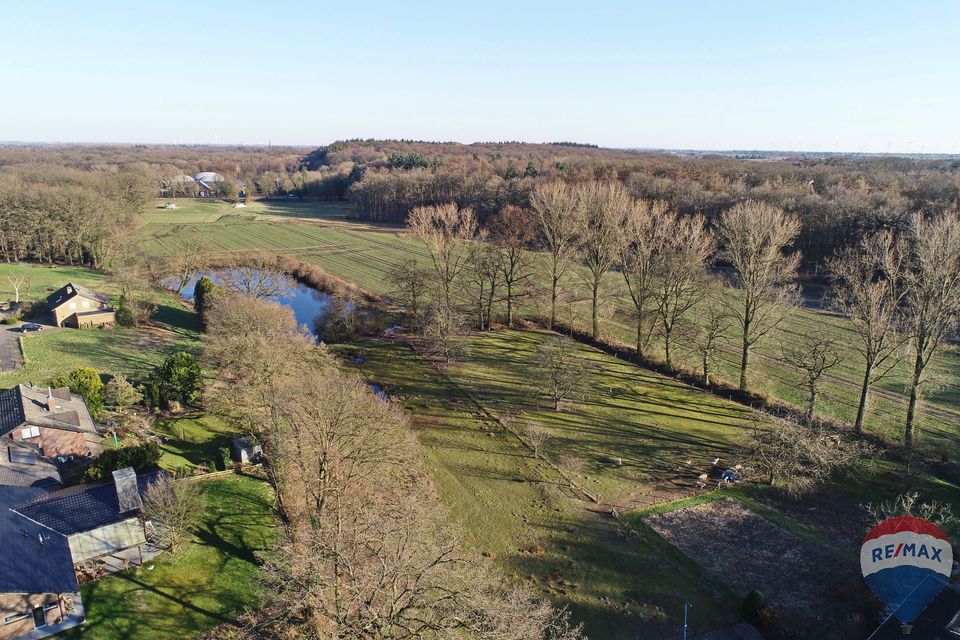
<box><xmin>46</xmin><ymin>387</ymin><xmax>56</xmax><ymax>412</ymax></box>
<box><xmin>113</xmin><ymin>467</ymin><xmax>143</xmax><ymax>513</ymax></box>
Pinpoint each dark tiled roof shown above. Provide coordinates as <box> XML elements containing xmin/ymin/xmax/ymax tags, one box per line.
<box><xmin>0</xmin><ymin>387</ymin><xmax>26</xmax><ymax>437</ymax></box>
<box><xmin>0</xmin><ymin>442</ymin><xmax>61</xmax><ymax>487</ymax></box>
<box><xmin>0</xmin><ymin>485</ymin><xmax>78</xmax><ymax>594</ymax></box>
<box><xmin>13</xmin><ymin>469</ymin><xmax>165</xmax><ymax>535</ymax></box>
<box><xmin>46</xmin><ymin>282</ymin><xmax>110</xmax><ymax>309</ymax></box>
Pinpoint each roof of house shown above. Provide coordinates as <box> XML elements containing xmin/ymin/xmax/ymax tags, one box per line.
<box><xmin>12</xmin><ymin>469</ymin><xmax>165</xmax><ymax>536</ymax></box>
<box><xmin>0</xmin><ymin>384</ymin><xmax>98</xmax><ymax>438</ymax></box>
<box><xmin>0</xmin><ymin>485</ymin><xmax>78</xmax><ymax>594</ymax></box>
<box><xmin>46</xmin><ymin>282</ymin><xmax>110</xmax><ymax>309</ymax></box>
<box><xmin>0</xmin><ymin>441</ymin><xmax>61</xmax><ymax>487</ymax></box>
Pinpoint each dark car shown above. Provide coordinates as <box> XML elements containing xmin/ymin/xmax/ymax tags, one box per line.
<box><xmin>18</xmin><ymin>323</ymin><xmax>42</xmax><ymax>333</ymax></box>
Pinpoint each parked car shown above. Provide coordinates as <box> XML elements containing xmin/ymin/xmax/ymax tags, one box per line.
<box><xmin>18</xmin><ymin>323</ymin><xmax>42</xmax><ymax>332</ymax></box>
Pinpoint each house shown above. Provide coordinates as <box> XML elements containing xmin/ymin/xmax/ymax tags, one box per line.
<box><xmin>0</xmin><ymin>467</ymin><xmax>164</xmax><ymax>639</ymax></box>
<box><xmin>0</xmin><ymin>485</ymin><xmax>83</xmax><ymax>639</ymax></box>
<box><xmin>46</xmin><ymin>284</ymin><xmax>114</xmax><ymax>329</ymax></box>
<box><xmin>0</xmin><ymin>385</ymin><xmax>102</xmax><ymax>484</ymax></box>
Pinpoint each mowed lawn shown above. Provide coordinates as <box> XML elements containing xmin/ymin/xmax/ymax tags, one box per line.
<box><xmin>58</xmin><ymin>474</ymin><xmax>277</xmax><ymax>640</ymax></box>
<box><xmin>0</xmin><ymin>263</ymin><xmax>200</xmax><ymax>386</ymax></box>
<box><xmin>345</xmin><ymin>333</ymin><xmax>743</xmax><ymax>638</ymax></box>
<box><xmin>138</xmin><ymin>200</ymin><xmax>960</xmax><ymax>454</ymax></box>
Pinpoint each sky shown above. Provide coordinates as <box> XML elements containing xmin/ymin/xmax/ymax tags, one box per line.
<box><xmin>1</xmin><ymin>1</ymin><xmax>958</xmax><ymax>153</ymax></box>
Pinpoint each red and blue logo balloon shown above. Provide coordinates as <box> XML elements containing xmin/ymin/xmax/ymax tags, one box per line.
<box><xmin>861</xmin><ymin>515</ymin><xmax>953</xmax><ymax>624</ymax></box>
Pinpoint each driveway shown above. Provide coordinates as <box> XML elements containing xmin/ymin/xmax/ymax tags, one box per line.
<box><xmin>0</xmin><ymin>327</ymin><xmax>24</xmax><ymax>371</ymax></box>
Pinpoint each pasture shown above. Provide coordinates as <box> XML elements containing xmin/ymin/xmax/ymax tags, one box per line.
<box><xmin>140</xmin><ymin>199</ymin><xmax>960</xmax><ymax>457</ymax></box>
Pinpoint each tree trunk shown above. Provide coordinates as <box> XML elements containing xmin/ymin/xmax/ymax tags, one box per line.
<box><xmin>636</xmin><ymin>314</ymin><xmax>644</xmax><ymax>357</ymax></box>
<box><xmin>664</xmin><ymin>326</ymin><xmax>673</xmax><ymax>371</ymax></box>
<box><xmin>854</xmin><ymin>361</ymin><xmax>873</xmax><ymax>435</ymax></box>
<box><xmin>506</xmin><ymin>280</ymin><xmax>514</xmax><ymax>327</ymax></box>
<box><xmin>806</xmin><ymin>384</ymin><xmax>817</xmax><ymax>425</ymax></box>
<box><xmin>591</xmin><ymin>279</ymin><xmax>599</xmax><ymax>339</ymax></box>
<box><xmin>904</xmin><ymin>350</ymin><xmax>925</xmax><ymax>450</ymax></box>
<box><xmin>739</xmin><ymin>334</ymin><xmax>750</xmax><ymax>391</ymax></box>
<box><xmin>549</xmin><ymin>274</ymin><xmax>558</xmax><ymax>330</ymax></box>
<box><xmin>702</xmin><ymin>352</ymin><xmax>710</xmax><ymax>386</ymax></box>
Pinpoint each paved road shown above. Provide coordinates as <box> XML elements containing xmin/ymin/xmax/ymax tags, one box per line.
<box><xmin>0</xmin><ymin>327</ymin><xmax>24</xmax><ymax>371</ymax></box>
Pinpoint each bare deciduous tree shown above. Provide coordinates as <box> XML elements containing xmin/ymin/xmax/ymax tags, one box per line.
<box><xmin>743</xmin><ymin>413</ymin><xmax>873</xmax><ymax>497</ymax></box>
<box><xmin>142</xmin><ymin>476</ymin><xmax>206</xmax><ymax>554</ymax></box>
<box><xmin>385</xmin><ymin>258</ymin><xmax>430</xmax><ymax>322</ymax></box>
<box><xmin>902</xmin><ymin>211</ymin><xmax>960</xmax><ymax>451</ymax></box>
<box><xmin>619</xmin><ymin>200</ymin><xmax>670</xmax><ymax>357</ymax></box>
<box><xmin>575</xmin><ymin>182</ymin><xmax>630</xmax><ymax>339</ymax></box>
<box><xmin>165</xmin><ymin>236</ymin><xmax>209</xmax><ymax>295</ymax></box>
<box><xmin>408</xmin><ymin>203</ymin><xmax>477</xmax><ymax>325</ymax></box>
<box><xmin>781</xmin><ymin>333</ymin><xmax>843</xmax><ymax>424</ymax></box>
<box><xmin>530</xmin><ymin>182</ymin><xmax>580</xmax><ymax>329</ymax></box>
<box><xmin>654</xmin><ymin>214</ymin><xmax>714</xmax><ymax>370</ymax></box>
<box><xmin>693</xmin><ymin>286</ymin><xmax>729</xmax><ymax>386</ymax></box>
<box><xmin>465</xmin><ymin>234</ymin><xmax>502</xmax><ymax>331</ymax></box>
<box><xmin>533</xmin><ymin>335</ymin><xmax>587</xmax><ymax>411</ymax></box>
<box><xmin>524</xmin><ymin>422</ymin><xmax>553</xmax><ymax>459</ymax></box>
<box><xmin>221</xmin><ymin>256</ymin><xmax>295</xmax><ymax>300</ymax></box>
<box><xmin>488</xmin><ymin>204</ymin><xmax>537</xmax><ymax>327</ymax></box>
<box><xmin>830</xmin><ymin>231</ymin><xmax>909</xmax><ymax>434</ymax></box>
<box><xmin>6</xmin><ymin>267</ymin><xmax>29</xmax><ymax>304</ymax></box>
<box><xmin>717</xmin><ymin>200</ymin><xmax>801</xmax><ymax>391</ymax></box>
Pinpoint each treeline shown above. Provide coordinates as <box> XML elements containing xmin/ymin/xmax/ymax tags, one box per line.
<box><xmin>297</xmin><ymin>140</ymin><xmax>960</xmax><ymax>265</ymax></box>
<box><xmin>0</xmin><ymin>168</ymin><xmax>151</xmax><ymax>267</ymax></box>
<box><xmin>399</xmin><ymin>188</ymin><xmax>960</xmax><ymax>462</ymax></box>
<box><xmin>201</xmin><ymin>293</ymin><xmax>582</xmax><ymax>640</ymax></box>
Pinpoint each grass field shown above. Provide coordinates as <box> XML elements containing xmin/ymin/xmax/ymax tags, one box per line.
<box><xmin>0</xmin><ymin>263</ymin><xmax>200</xmax><ymax>386</ymax></box>
<box><xmin>345</xmin><ymin>331</ymin><xmax>754</xmax><ymax>638</ymax></box>
<box><xmin>140</xmin><ymin>199</ymin><xmax>960</xmax><ymax>456</ymax></box>
<box><xmin>59</xmin><ymin>474</ymin><xmax>277</xmax><ymax>640</ymax></box>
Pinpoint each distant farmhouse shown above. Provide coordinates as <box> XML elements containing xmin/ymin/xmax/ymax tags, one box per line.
<box><xmin>165</xmin><ymin>172</ymin><xmax>225</xmax><ymax>198</ymax></box>
<box><xmin>46</xmin><ymin>284</ymin><xmax>114</xmax><ymax>329</ymax></box>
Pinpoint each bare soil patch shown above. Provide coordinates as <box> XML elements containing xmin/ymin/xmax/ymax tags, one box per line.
<box><xmin>646</xmin><ymin>499</ymin><xmax>863</xmax><ymax>636</ymax></box>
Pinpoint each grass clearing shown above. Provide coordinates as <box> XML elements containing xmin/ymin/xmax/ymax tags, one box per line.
<box><xmin>58</xmin><ymin>474</ymin><xmax>277</xmax><ymax>640</ymax></box>
<box><xmin>345</xmin><ymin>333</ymin><xmax>746</xmax><ymax>638</ymax></box>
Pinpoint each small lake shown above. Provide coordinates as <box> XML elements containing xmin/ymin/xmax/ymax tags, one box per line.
<box><xmin>167</xmin><ymin>269</ymin><xmax>337</xmax><ymax>330</ymax></box>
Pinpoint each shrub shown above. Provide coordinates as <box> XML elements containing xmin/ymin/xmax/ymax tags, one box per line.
<box><xmin>218</xmin><ymin>446</ymin><xmax>232</xmax><ymax>471</ymax></box>
<box><xmin>0</xmin><ymin>317</ymin><xmax>17</xmax><ymax>325</ymax></box>
<box><xmin>84</xmin><ymin>442</ymin><xmax>162</xmax><ymax>481</ymax></box>
<box><xmin>194</xmin><ymin>276</ymin><xmax>219</xmax><ymax>330</ymax></box>
<box><xmin>742</xmin><ymin>589</ymin><xmax>767</xmax><ymax>625</ymax></box>
<box><xmin>52</xmin><ymin>367</ymin><xmax>104</xmax><ymax>416</ymax></box>
<box><xmin>103</xmin><ymin>375</ymin><xmax>142</xmax><ymax>408</ymax></box>
<box><xmin>116</xmin><ymin>295</ymin><xmax>136</xmax><ymax>327</ymax></box>
<box><xmin>154</xmin><ymin>351</ymin><xmax>203</xmax><ymax>406</ymax></box>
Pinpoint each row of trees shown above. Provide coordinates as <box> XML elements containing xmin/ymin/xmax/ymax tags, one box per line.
<box><xmin>201</xmin><ymin>290</ymin><xmax>582</xmax><ymax>639</ymax></box>
<box><xmin>402</xmin><ymin>187</ymin><xmax>960</xmax><ymax>456</ymax></box>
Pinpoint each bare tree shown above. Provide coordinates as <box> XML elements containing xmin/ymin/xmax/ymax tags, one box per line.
<box><xmin>165</xmin><ymin>236</ymin><xmax>209</xmax><ymax>295</ymax></box>
<box><xmin>693</xmin><ymin>285</ymin><xmax>729</xmax><ymax>386</ymax></box>
<box><xmin>902</xmin><ymin>211</ymin><xmax>960</xmax><ymax>450</ymax></box>
<box><xmin>142</xmin><ymin>476</ymin><xmax>206</xmax><ymax>554</ymax></box>
<box><xmin>6</xmin><ymin>267</ymin><xmax>30</xmax><ymax>304</ymax></box>
<box><xmin>830</xmin><ymin>231</ymin><xmax>909</xmax><ymax>434</ymax></box>
<box><xmin>533</xmin><ymin>335</ymin><xmax>587</xmax><ymax>411</ymax></box>
<box><xmin>743</xmin><ymin>413</ymin><xmax>873</xmax><ymax>497</ymax></box>
<box><xmin>781</xmin><ymin>333</ymin><xmax>843</xmax><ymax>424</ymax></box>
<box><xmin>488</xmin><ymin>204</ymin><xmax>537</xmax><ymax>327</ymax></box>
<box><xmin>524</xmin><ymin>422</ymin><xmax>553</xmax><ymax>459</ymax></box>
<box><xmin>864</xmin><ymin>492</ymin><xmax>957</xmax><ymax>529</ymax></box>
<box><xmin>408</xmin><ymin>203</ymin><xmax>477</xmax><ymax>325</ymax></box>
<box><xmin>619</xmin><ymin>200</ymin><xmax>670</xmax><ymax>357</ymax></box>
<box><xmin>465</xmin><ymin>234</ymin><xmax>502</xmax><ymax>331</ymax></box>
<box><xmin>654</xmin><ymin>214</ymin><xmax>714</xmax><ymax>370</ymax></box>
<box><xmin>221</xmin><ymin>256</ymin><xmax>295</xmax><ymax>300</ymax></box>
<box><xmin>385</xmin><ymin>258</ymin><xmax>430</xmax><ymax>322</ymax></box>
<box><xmin>716</xmin><ymin>200</ymin><xmax>802</xmax><ymax>391</ymax></box>
<box><xmin>530</xmin><ymin>182</ymin><xmax>580</xmax><ymax>329</ymax></box>
<box><xmin>575</xmin><ymin>182</ymin><xmax>629</xmax><ymax>339</ymax></box>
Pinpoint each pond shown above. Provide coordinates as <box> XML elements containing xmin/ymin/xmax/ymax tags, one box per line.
<box><xmin>167</xmin><ymin>269</ymin><xmax>337</xmax><ymax>330</ymax></box>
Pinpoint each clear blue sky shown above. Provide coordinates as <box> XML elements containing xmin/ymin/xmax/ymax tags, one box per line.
<box><xmin>2</xmin><ymin>1</ymin><xmax>958</xmax><ymax>152</ymax></box>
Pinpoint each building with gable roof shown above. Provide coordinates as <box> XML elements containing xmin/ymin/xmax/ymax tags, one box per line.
<box><xmin>45</xmin><ymin>284</ymin><xmax>114</xmax><ymax>329</ymax></box>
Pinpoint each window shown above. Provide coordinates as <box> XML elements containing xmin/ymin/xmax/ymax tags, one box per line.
<box><xmin>3</xmin><ymin>612</ymin><xmax>29</xmax><ymax>624</ymax></box>
<box><xmin>32</xmin><ymin>606</ymin><xmax>45</xmax><ymax>628</ymax></box>
<box><xmin>68</xmin><ymin>302</ymin><xmax>76</xmax><ymax>309</ymax></box>
<box><xmin>81</xmin><ymin>299</ymin><xmax>89</xmax><ymax>307</ymax></box>
<box><xmin>20</xmin><ymin>426</ymin><xmax>40</xmax><ymax>439</ymax></box>
<box><xmin>9</xmin><ymin>450</ymin><xmax>37</xmax><ymax>465</ymax></box>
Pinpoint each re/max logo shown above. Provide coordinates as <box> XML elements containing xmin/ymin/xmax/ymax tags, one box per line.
<box><xmin>871</xmin><ymin>543</ymin><xmax>944</xmax><ymax>563</ymax></box>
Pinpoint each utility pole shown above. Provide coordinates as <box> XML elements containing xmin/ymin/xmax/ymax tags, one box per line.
<box><xmin>683</xmin><ymin>601</ymin><xmax>691</xmax><ymax>640</ymax></box>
